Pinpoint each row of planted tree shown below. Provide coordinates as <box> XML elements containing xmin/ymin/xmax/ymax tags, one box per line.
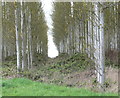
<box><xmin>1</xmin><ymin>1</ymin><xmax>120</xmax><ymax>91</ymax></box>
<box><xmin>52</xmin><ymin>2</ymin><xmax>119</xmax><ymax>90</ymax></box>
<box><xmin>2</xmin><ymin>2</ymin><xmax>48</xmax><ymax>72</ymax></box>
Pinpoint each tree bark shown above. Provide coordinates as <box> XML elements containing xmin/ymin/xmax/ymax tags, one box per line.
<box><xmin>0</xmin><ymin>1</ymin><xmax>2</xmax><ymax>96</ymax></box>
<box><xmin>15</xmin><ymin>4</ymin><xmax>21</xmax><ymax>73</ymax></box>
<box><xmin>21</xmin><ymin>2</ymin><xmax>27</xmax><ymax>71</ymax></box>
<box><xmin>0</xmin><ymin>1</ymin><xmax>2</xmax><ymax>64</ymax></box>
<box><xmin>99</xmin><ymin>3</ymin><xmax>105</xmax><ymax>91</ymax></box>
<box><xmin>118</xmin><ymin>2</ymin><xmax>120</xmax><ymax>95</ymax></box>
<box><xmin>94</xmin><ymin>3</ymin><xmax>100</xmax><ymax>81</ymax></box>
<box><xmin>29</xmin><ymin>13</ymin><xmax>33</xmax><ymax>69</ymax></box>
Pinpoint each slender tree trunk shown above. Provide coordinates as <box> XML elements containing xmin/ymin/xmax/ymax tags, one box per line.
<box><xmin>118</xmin><ymin>2</ymin><xmax>120</xmax><ymax>66</ymax></box>
<box><xmin>83</xmin><ymin>20</ymin><xmax>86</xmax><ymax>53</ymax></box>
<box><xmin>118</xmin><ymin>2</ymin><xmax>120</xmax><ymax>95</ymax></box>
<box><xmin>2</xmin><ymin>3</ymin><xmax>6</xmax><ymax>62</ymax></box>
<box><xmin>78</xmin><ymin>22</ymin><xmax>81</xmax><ymax>52</ymax></box>
<box><xmin>15</xmin><ymin>5</ymin><xmax>21</xmax><ymax>73</ymax></box>
<box><xmin>29</xmin><ymin>31</ymin><xmax>33</xmax><ymax>69</ymax></box>
<box><xmin>0</xmin><ymin>1</ymin><xmax>2</xmax><ymax>96</ymax></box>
<box><xmin>21</xmin><ymin>2</ymin><xmax>27</xmax><ymax>71</ymax></box>
<box><xmin>94</xmin><ymin>3</ymin><xmax>100</xmax><ymax>82</ymax></box>
<box><xmin>99</xmin><ymin>3</ymin><xmax>105</xmax><ymax>91</ymax></box>
<box><xmin>29</xmin><ymin>13</ymin><xmax>33</xmax><ymax>69</ymax></box>
<box><xmin>26</xmin><ymin>10</ymin><xmax>30</xmax><ymax>70</ymax></box>
<box><xmin>86</xmin><ymin>20</ymin><xmax>89</xmax><ymax>56</ymax></box>
<box><xmin>0</xmin><ymin>2</ymin><xmax>2</xmax><ymax>60</ymax></box>
<box><xmin>2</xmin><ymin>40</ymin><xmax>4</xmax><ymax>62</ymax></box>
<box><xmin>66</xmin><ymin>35</ymin><xmax>69</xmax><ymax>54</ymax></box>
<box><xmin>21</xmin><ymin>2</ymin><xmax>25</xmax><ymax>71</ymax></box>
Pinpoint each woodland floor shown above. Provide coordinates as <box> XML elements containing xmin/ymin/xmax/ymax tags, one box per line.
<box><xmin>2</xmin><ymin>53</ymin><xmax>119</xmax><ymax>95</ymax></box>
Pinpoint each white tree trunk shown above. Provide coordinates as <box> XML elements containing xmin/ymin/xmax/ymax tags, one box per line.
<box><xmin>118</xmin><ymin>2</ymin><xmax>120</xmax><ymax>67</ymax></box>
<box><xmin>29</xmin><ymin>13</ymin><xmax>33</xmax><ymax>68</ymax></box>
<box><xmin>21</xmin><ymin>2</ymin><xmax>26</xmax><ymax>71</ymax></box>
<box><xmin>21</xmin><ymin>1</ymin><xmax>23</xmax><ymax>70</ymax></box>
<box><xmin>26</xmin><ymin>8</ymin><xmax>30</xmax><ymax>69</ymax></box>
<box><xmin>15</xmin><ymin>7</ymin><xmax>21</xmax><ymax>73</ymax></box>
<box><xmin>94</xmin><ymin>3</ymin><xmax>100</xmax><ymax>82</ymax></box>
<box><xmin>94</xmin><ymin>2</ymin><xmax>105</xmax><ymax>91</ymax></box>
<box><xmin>99</xmin><ymin>3</ymin><xmax>105</xmax><ymax>90</ymax></box>
<box><xmin>71</xmin><ymin>2</ymin><xmax>73</xmax><ymax>17</ymax></box>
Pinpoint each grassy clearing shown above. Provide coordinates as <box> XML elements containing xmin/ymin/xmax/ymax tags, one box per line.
<box><xmin>2</xmin><ymin>78</ymin><xmax>118</xmax><ymax>96</ymax></box>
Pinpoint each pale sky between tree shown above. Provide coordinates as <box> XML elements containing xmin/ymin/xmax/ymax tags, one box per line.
<box><xmin>41</xmin><ymin>0</ymin><xmax>59</xmax><ymax>58</ymax></box>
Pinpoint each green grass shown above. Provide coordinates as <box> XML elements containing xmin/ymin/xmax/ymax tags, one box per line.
<box><xmin>2</xmin><ymin>78</ymin><xmax>118</xmax><ymax>96</ymax></box>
